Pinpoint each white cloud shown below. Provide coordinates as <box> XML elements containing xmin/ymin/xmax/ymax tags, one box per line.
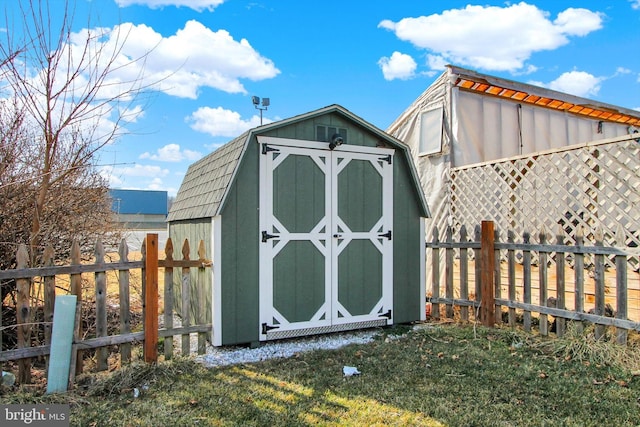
<box><xmin>520</xmin><ymin>64</ymin><xmax>539</xmax><ymax>75</ymax></box>
<box><xmin>187</xmin><ymin>106</ymin><xmax>267</xmax><ymax>137</ymax></box>
<box><xmin>146</xmin><ymin>177</ymin><xmax>166</xmax><ymax>190</ymax></box>
<box><xmin>426</xmin><ymin>54</ymin><xmax>448</xmax><ymax>71</ymax></box>
<box><xmin>103</xmin><ymin>163</ymin><xmax>170</xmax><ymax>178</ymax></box>
<box><xmin>547</xmin><ymin>71</ymin><xmax>603</xmax><ymax>97</ymax></box>
<box><xmin>100</xmin><ymin>163</ymin><xmax>170</xmax><ymax>189</ymax></box>
<box><xmin>113</xmin><ymin>20</ymin><xmax>280</xmax><ymax>98</ymax></box>
<box><xmin>552</xmin><ymin>8</ymin><xmax>603</xmax><ymax>36</ymax></box>
<box><xmin>0</xmin><ymin>34</ymin><xmax>131</xmax><ymax>146</ymax></box>
<box><xmin>101</xmin><ymin>169</ymin><xmax>124</xmax><ymax>187</ymax></box>
<box><xmin>531</xmin><ymin>70</ymin><xmax>603</xmax><ymax>98</ymax></box>
<box><xmin>631</xmin><ymin>0</ymin><xmax>640</xmax><ymax>10</ymax></box>
<box><xmin>140</xmin><ymin>143</ymin><xmax>202</xmax><ymax>162</ymax></box>
<box><xmin>378</xmin><ymin>51</ymin><xmax>417</xmax><ymax>81</ymax></box>
<box><xmin>2</xmin><ymin>18</ymin><xmax>279</xmax><ymax>151</ymax></box>
<box><xmin>115</xmin><ymin>0</ymin><xmax>225</xmax><ymax>12</ymax></box>
<box><xmin>120</xmin><ymin>105</ymin><xmax>145</xmax><ymax>123</ymax></box>
<box><xmin>58</xmin><ymin>21</ymin><xmax>279</xmax><ymax>101</ymax></box>
<box><xmin>379</xmin><ymin>3</ymin><xmax>603</xmax><ymax>72</ymax></box>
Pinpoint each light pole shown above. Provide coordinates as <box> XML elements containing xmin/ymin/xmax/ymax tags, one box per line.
<box><xmin>252</xmin><ymin>96</ymin><xmax>270</xmax><ymax>125</ymax></box>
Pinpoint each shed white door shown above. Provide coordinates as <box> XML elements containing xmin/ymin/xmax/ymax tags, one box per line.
<box><xmin>258</xmin><ymin>137</ymin><xmax>393</xmax><ymax>340</ymax></box>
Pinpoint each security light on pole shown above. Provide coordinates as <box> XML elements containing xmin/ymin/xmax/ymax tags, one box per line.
<box><xmin>252</xmin><ymin>96</ymin><xmax>270</xmax><ymax>125</ymax></box>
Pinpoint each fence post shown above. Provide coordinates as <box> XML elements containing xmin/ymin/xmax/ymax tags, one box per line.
<box><xmin>144</xmin><ymin>234</ymin><xmax>159</xmax><ymax>363</ymax></box>
<box><xmin>480</xmin><ymin>221</ymin><xmax>495</xmax><ymax>327</ymax></box>
<box><xmin>164</xmin><ymin>238</ymin><xmax>174</xmax><ymax>360</ymax></box>
<box><xmin>555</xmin><ymin>225</ymin><xmax>566</xmax><ymax>337</ymax></box>
<box><xmin>118</xmin><ymin>239</ymin><xmax>132</xmax><ymax>363</ymax></box>
<box><xmin>181</xmin><ymin>239</ymin><xmax>192</xmax><ymax>355</ymax></box>
<box><xmin>445</xmin><ymin>226</ymin><xmax>454</xmax><ymax>319</ymax></box>
<box><xmin>68</xmin><ymin>240</ymin><xmax>83</xmax><ymax>384</ymax></box>
<box><xmin>459</xmin><ymin>226</ymin><xmax>469</xmax><ymax>322</ymax></box>
<box><xmin>43</xmin><ymin>245</ymin><xmax>55</xmax><ymax>374</ymax></box>
<box><xmin>538</xmin><ymin>228</ymin><xmax>548</xmax><ymax>336</ymax></box>
<box><xmin>594</xmin><ymin>228</ymin><xmax>606</xmax><ymax>340</ymax></box>
<box><xmin>522</xmin><ymin>232</ymin><xmax>532</xmax><ymax>332</ymax></box>
<box><xmin>574</xmin><ymin>227</ymin><xmax>585</xmax><ymax>334</ymax></box>
<box><xmin>430</xmin><ymin>227</ymin><xmax>440</xmax><ymax>320</ymax></box>
<box><xmin>474</xmin><ymin>225</ymin><xmax>482</xmax><ymax>321</ymax></box>
<box><xmin>16</xmin><ymin>244</ymin><xmax>31</xmax><ymax>384</ymax></box>
<box><xmin>507</xmin><ymin>230</ymin><xmax>517</xmax><ymax>327</ymax></box>
<box><xmin>494</xmin><ymin>228</ymin><xmax>502</xmax><ymax>325</ymax></box>
<box><xmin>197</xmin><ymin>240</ymin><xmax>208</xmax><ymax>354</ymax></box>
<box><xmin>615</xmin><ymin>225</ymin><xmax>628</xmax><ymax>345</ymax></box>
<box><xmin>95</xmin><ymin>239</ymin><xmax>108</xmax><ymax>371</ymax></box>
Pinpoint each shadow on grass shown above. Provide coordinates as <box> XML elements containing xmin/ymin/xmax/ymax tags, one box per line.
<box><xmin>4</xmin><ymin>324</ymin><xmax>640</xmax><ymax>426</ymax></box>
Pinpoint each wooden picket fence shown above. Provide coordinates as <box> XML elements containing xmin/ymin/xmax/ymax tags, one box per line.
<box><xmin>0</xmin><ymin>234</ymin><xmax>211</xmax><ymax>387</ymax></box>
<box><xmin>3</xmin><ymin>223</ymin><xmax>638</xmax><ymax>388</ymax></box>
<box><xmin>427</xmin><ymin>221</ymin><xmax>639</xmax><ymax>344</ymax></box>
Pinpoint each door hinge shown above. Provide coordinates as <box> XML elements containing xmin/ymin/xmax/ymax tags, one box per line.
<box><xmin>379</xmin><ymin>309</ymin><xmax>392</xmax><ymax>319</ymax></box>
<box><xmin>261</xmin><ymin>144</ymin><xmax>279</xmax><ymax>155</ymax></box>
<box><xmin>378</xmin><ymin>230</ymin><xmax>392</xmax><ymax>240</ymax></box>
<box><xmin>261</xmin><ymin>323</ymin><xmax>280</xmax><ymax>335</ymax></box>
<box><xmin>261</xmin><ymin>231</ymin><xmax>279</xmax><ymax>242</ymax></box>
<box><xmin>379</xmin><ymin>154</ymin><xmax>392</xmax><ymax>165</ymax></box>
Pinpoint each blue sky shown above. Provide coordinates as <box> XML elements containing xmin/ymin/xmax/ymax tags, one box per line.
<box><xmin>3</xmin><ymin>0</ymin><xmax>640</xmax><ymax>196</ymax></box>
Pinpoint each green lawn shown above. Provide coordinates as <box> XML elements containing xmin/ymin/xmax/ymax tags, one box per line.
<box><xmin>2</xmin><ymin>323</ymin><xmax>639</xmax><ymax>426</ymax></box>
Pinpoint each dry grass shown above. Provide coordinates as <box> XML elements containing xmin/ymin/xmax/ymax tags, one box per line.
<box><xmin>531</xmin><ymin>322</ymin><xmax>640</xmax><ymax>373</ymax></box>
<box><xmin>3</xmin><ymin>323</ymin><xmax>639</xmax><ymax>426</ymax></box>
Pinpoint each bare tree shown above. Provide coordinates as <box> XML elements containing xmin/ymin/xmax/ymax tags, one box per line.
<box><xmin>0</xmin><ymin>0</ymin><xmax>153</xmax><ymax>303</ymax></box>
<box><xmin>1</xmin><ymin>0</ymin><xmax>152</xmax><ymax>255</ymax></box>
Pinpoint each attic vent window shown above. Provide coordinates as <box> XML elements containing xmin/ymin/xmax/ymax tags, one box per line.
<box><xmin>419</xmin><ymin>106</ymin><xmax>444</xmax><ymax>156</ymax></box>
<box><xmin>317</xmin><ymin>126</ymin><xmax>347</xmax><ymax>144</ymax></box>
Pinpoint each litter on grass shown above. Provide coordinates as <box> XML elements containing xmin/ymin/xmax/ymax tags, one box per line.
<box><xmin>343</xmin><ymin>366</ymin><xmax>361</xmax><ymax>377</ymax></box>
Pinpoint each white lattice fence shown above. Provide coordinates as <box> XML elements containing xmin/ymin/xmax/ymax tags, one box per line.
<box><xmin>446</xmin><ymin>136</ymin><xmax>639</xmax><ymax>269</ymax></box>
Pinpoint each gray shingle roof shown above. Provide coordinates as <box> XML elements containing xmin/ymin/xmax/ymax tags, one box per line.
<box><xmin>167</xmin><ymin>130</ymin><xmax>249</xmax><ymax>222</ymax></box>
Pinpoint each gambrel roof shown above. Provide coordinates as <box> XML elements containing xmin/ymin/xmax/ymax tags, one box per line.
<box><xmin>167</xmin><ymin>131</ymin><xmax>248</xmax><ymax>222</ymax></box>
<box><xmin>168</xmin><ymin>104</ymin><xmax>429</xmax><ymax>222</ymax></box>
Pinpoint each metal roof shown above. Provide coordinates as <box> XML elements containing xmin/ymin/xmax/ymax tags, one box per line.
<box><xmin>168</xmin><ymin>104</ymin><xmax>430</xmax><ymax>222</ymax></box>
<box><xmin>109</xmin><ymin>189</ymin><xmax>168</xmax><ymax>215</ymax></box>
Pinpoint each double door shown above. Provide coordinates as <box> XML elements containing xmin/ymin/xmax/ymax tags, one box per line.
<box><xmin>258</xmin><ymin>137</ymin><xmax>394</xmax><ymax>339</ymax></box>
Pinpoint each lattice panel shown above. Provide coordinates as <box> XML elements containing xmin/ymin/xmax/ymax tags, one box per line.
<box><xmin>443</xmin><ymin>137</ymin><xmax>639</xmax><ymax>269</ymax></box>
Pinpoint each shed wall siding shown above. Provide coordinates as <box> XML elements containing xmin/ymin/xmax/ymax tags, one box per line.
<box><xmin>220</xmin><ymin>138</ymin><xmax>260</xmax><ymax>345</ymax></box>
<box><xmin>263</xmin><ymin>112</ymin><xmax>388</xmax><ymax>149</ymax></box>
<box><xmin>168</xmin><ymin>218</ymin><xmax>212</xmax><ymax>322</ymax></box>
<box><xmin>392</xmin><ymin>154</ymin><xmax>425</xmax><ymax>323</ymax></box>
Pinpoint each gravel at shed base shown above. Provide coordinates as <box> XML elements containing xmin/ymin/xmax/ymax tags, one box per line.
<box><xmin>194</xmin><ymin>329</ymin><xmax>380</xmax><ymax>368</ymax></box>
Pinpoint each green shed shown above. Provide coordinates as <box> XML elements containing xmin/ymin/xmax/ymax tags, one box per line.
<box><xmin>168</xmin><ymin>105</ymin><xmax>430</xmax><ymax>346</ymax></box>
